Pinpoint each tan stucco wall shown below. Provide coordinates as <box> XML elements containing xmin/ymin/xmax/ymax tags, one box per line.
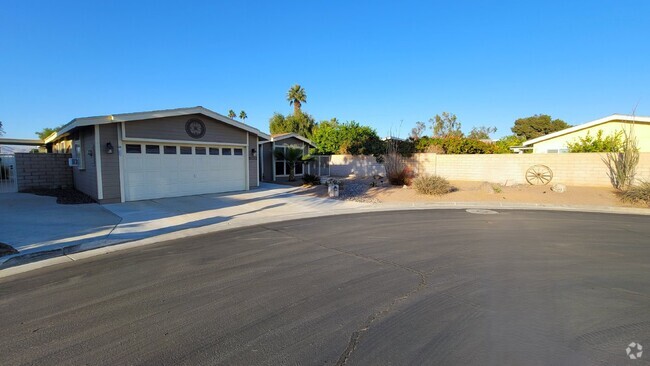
<box><xmin>531</xmin><ymin>121</ymin><xmax>650</xmax><ymax>153</ymax></box>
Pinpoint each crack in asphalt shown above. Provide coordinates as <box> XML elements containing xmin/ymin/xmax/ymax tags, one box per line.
<box><xmin>261</xmin><ymin>225</ymin><xmax>428</xmax><ymax>366</ymax></box>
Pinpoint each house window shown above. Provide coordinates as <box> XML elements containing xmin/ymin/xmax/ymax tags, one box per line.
<box><xmin>126</xmin><ymin>144</ymin><xmax>141</xmax><ymax>153</ymax></box>
<box><xmin>222</xmin><ymin>148</ymin><xmax>232</xmax><ymax>155</ymax></box>
<box><xmin>180</xmin><ymin>146</ymin><xmax>192</xmax><ymax>155</ymax></box>
<box><xmin>146</xmin><ymin>145</ymin><xmax>160</xmax><ymax>154</ymax></box>
<box><xmin>275</xmin><ymin>145</ymin><xmax>304</xmax><ymax>176</ymax></box>
<box><xmin>195</xmin><ymin>147</ymin><xmax>206</xmax><ymax>155</ymax></box>
<box><xmin>164</xmin><ymin>146</ymin><xmax>177</xmax><ymax>154</ymax></box>
<box><xmin>209</xmin><ymin>147</ymin><xmax>220</xmax><ymax>155</ymax></box>
<box><xmin>73</xmin><ymin>137</ymin><xmax>85</xmax><ymax>169</ymax></box>
<box><xmin>275</xmin><ymin>161</ymin><xmax>285</xmax><ymax>176</ymax></box>
<box><xmin>234</xmin><ymin>148</ymin><xmax>243</xmax><ymax>156</ymax></box>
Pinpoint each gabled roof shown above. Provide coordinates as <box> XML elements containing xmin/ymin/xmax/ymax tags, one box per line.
<box><xmin>522</xmin><ymin>114</ymin><xmax>650</xmax><ymax>146</ymax></box>
<box><xmin>45</xmin><ymin>106</ymin><xmax>271</xmax><ymax>143</ymax></box>
<box><xmin>271</xmin><ymin>132</ymin><xmax>316</xmax><ymax>147</ymax></box>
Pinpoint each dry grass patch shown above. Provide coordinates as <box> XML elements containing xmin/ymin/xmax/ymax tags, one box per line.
<box><xmin>621</xmin><ymin>182</ymin><xmax>650</xmax><ymax>206</ymax></box>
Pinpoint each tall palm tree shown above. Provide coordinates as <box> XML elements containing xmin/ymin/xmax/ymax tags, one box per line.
<box><xmin>274</xmin><ymin>146</ymin><xmax>305</xmax><ymax>181</ymax></box>
<box><xmin>286</xmin><ymin>84</ymin><xmax>307</xmax><ymax>115</ymax></box>
<box><xmin>228</xmin><ymin>110</ymin><xmax>236</xmax><ymax>119</ymax></box>
<box><xmin>239</xmin><ymin>110</ymin><xmax>247</xmax><ymax>121</ymax></box>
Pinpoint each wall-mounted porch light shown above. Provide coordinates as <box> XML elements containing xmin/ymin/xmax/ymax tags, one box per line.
<box><xmin>106</xmin><ymin>142</ymin><xmax>114</xmax><ymax>154</ymax></box>
<box><xmin>251</xmin><ymin>148</ymin><xmax>257</xmax><ymax>158</ymax></box>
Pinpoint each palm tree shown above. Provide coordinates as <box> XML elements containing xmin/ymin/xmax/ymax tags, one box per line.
<box><xmin>286</xmin><ymin>84</ymin><xmax>307</xmax><ymax>115</ymax></box>
<box><xmin>239</xmin><ymin>110</ymin><xmax>247</xmax><ymax>121</ymax></box>
<box><xmin>228</xmin><ymin>110</ymin><xmax>236</xmax><ymax>119</ymax></box>
<box><xmin>274</xmin><ymin>146</ymin><xmax>305</xmax><ymax>181</ymax></box>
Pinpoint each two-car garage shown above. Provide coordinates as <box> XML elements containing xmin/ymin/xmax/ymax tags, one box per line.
<box><xmin>46</xmin><ymin>106</ymin><xmax>268</xmax><ymax>203</ymax></box>
<box><xmin>122</xmin><ymin>143</ymin><xmax>247</xmax><ymax>201</ymax></box>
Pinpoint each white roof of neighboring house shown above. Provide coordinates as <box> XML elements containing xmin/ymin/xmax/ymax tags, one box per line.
<box><xmin>44</xmin><ymin>106</ymin><xmax>271</xmax><ymax>143</ymax></box>
<box><xmin>522</xmin><ymin>114</ymin><xmax>650</xmax><ymax>146</ymax></box>
<box><xmin>270</xmin><ymin>132</ymin><xmax>316</xmax><ymax>147</ymax></box>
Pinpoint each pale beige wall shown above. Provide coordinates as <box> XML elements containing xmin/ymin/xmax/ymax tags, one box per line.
<box><xmin>531</xmin><ymin>121</ymin><xmax>650</xmax><ymax>153</ymax></box>
<box><xmin>330</xmin><ymin>153</ymin><xmax>650</xmax><ymax>187</ymax></box>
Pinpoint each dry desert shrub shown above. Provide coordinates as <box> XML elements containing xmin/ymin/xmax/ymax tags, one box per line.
<box><xmin>413</xmin><ymin>174</ymin><xmax>454</xmax><ymax>195</ymax></box>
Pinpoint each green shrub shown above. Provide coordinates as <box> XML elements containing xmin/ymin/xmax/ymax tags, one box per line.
<box><xmin>301</xmin><ymin>174</ymin><xmax>320</xmax><ymax>185</ymax></box>
<box><xmin>621</xmin><ymin>181</ymin><xmax>650</xmax><ymax>206</ymax></box>
<box><xmin>412</xmin><ymin>174</ymin><xmax>454</xmax><ymax>195</ymax></box>
<box><xmin>415</xmin><ymin>136</ymin><xmax>495</xmax><ymax>154</ymax></box>
<box><xmin>567</xmin><ymin>130</ymin><xmax>622</xmax><ymax>153</ymax></box>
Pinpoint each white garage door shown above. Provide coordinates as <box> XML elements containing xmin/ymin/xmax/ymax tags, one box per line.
<box><xmin>123</xmin><ymin>143</ymin><xmax>246</xmax><ymax>201</ymax></box>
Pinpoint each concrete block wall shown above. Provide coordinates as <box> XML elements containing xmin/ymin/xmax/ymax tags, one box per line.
<box><xmin>15</xmin><ymin>153</ymin><xmax>73</xmax><ymax>191</ymax></box>
<box><xmin>330</xmin><ymin>155</ymin><xmax>385</xmax><ymax>177</ymax></box>
<box><xmin>330</xmin><ymin>153</ymin><xmax>650</xmax><ymax>187</ymax></box>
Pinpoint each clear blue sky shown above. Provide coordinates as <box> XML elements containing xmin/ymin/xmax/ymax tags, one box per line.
<box><xmin>1</xmin><ymin>0</ymin><xmax>649</xmax><ymax>139</ymax></box>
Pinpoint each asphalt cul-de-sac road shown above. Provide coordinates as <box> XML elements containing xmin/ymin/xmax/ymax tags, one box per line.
<box><xmin>1</xmin><ymin>209</ymin><xmax>649</xmax><ymax>365</ymax></box>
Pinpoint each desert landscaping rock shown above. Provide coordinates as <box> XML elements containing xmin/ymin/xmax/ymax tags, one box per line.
<box><xmin>552</xmin><ymin>183</ymin><xmax>567</xmax><ymax>193</ymax></box>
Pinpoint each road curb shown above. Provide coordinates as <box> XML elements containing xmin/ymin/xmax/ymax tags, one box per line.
<box><xmin>1</xmin><ymin>202</ymin><xmax>648</xmax><ymax>279</ymax></box>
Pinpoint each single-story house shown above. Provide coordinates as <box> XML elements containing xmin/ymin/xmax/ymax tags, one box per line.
<box><xmin>44</xmin><ymin>106</ymin><xmax>270</xmax><ymax>203</ymax></box>
<box><xmin>522</xmin><ymin>114</ymin><xmax>650</xmax><ymax>153</ymax></box>
<box><xmin>259</xmin><ymin>132</ymin><xmax>318</xmax><ymax>182</ymax></box>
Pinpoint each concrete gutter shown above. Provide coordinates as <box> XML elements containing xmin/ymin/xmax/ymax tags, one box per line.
<box><xmin>1</xmin><ymin>201</ymin><xmax>648</xmax><ymax>279</ymax></box>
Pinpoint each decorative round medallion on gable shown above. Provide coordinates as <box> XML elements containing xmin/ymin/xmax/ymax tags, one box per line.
<box><xmin>185</xmin><ymin>118</ymin><xmax>206</xmax><ymax>139</ymax></box>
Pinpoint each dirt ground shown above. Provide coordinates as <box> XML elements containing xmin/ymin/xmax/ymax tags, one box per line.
<box><xmin>281</xmin><ymin>178</ymin><xmax>648</xmax><ymax>208</ymax></box>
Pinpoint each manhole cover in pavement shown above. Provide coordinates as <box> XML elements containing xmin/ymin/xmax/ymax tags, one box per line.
<box><xmin>466</xmin><ymin>209</ymin><xmax>499</xmax><ymax>215</ymax></box>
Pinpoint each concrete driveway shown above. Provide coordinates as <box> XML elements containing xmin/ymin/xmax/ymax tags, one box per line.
<box><xmin>0</xmin><ymin>193</ymin><xmax>120</xmax><ymax>258</ymax></box>
<box><xmin>0</xmin><ymin>184</ymin><xmax>367</xmax><ymax>266</ymax></box>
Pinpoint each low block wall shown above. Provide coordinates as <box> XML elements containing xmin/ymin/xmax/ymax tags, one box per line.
<box><xmin>330</xmin><ymin>155</ymin><xmax>385</xmax><ymax>177</ymax></box>
<box><xmin>15</xmin><ymin>153</ymin><xmax>73</xmax><ymax>191</ymax></box>
<box><xmin>330</xmin><ymin>153</ymin><xmax>650</xmax><ymax>187</ymax></box>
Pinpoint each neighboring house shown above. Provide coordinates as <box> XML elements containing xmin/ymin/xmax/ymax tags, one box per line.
<box><xmin>522</xmin><ymin>114</ymin><xmax>650</xmax><ymax>153</ymax></box>
<box><xmin>44</xmin><ymin>106</ymin><xmax>270</xmax><ymax>203</ymax></box>
<box><xmin>259</xmin><ymin>133</ymin><xmax>317</xmax><ymax>182</ymax></box>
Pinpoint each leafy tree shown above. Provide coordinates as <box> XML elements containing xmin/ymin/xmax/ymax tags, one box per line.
<box><xmin>311</xmin><ymin>120</ymin><xmax>384</xmax><ymax>156</ymax></box>
<box><xmin>410</xmin><ymin>121</ymin><xmax>426</xmax><ymax>140</ymax></box>
<box><xmin>415</xmin><ymin>136</ymin><xmax>495</xmax><ymax>154</ymax></box>
<box><xmin>269</xmin><ymin>112</ymin><xmax>316</xmax><ymax>138</ymax></box>
<box><xmin>566</xmin><ymin>130</ymin><xmax>622</xmax><ymax>153</ymax></box>
<box><xmin>493</xmin><ymin>134</ymin><xmax>527</xmax><ymax>153</ymax></box>
<box><xmin>0</xmin><ymin>121</ymin><xmax>4</xmax><ymax>136</ymax></box>
<box><xmin>35</xmin><ymin>125</ymin><xmax>63</xmax><ymax>140</ymax></box>
<box><xmin>468</xmin><ymin>126</ymin><xmax>497</xmax><ymax>140</ymax></box>
<box><xmin>239</xmin><ymin>110</ymin><xmax>247</xmax><ymax>121</ymax></box>
<box><xmin>430</xmin><ymin>112</ymin><xmax>462</xmax><ymax>137</ymax></box>
<box><xmin>286</xmin><ymin>84</ymin><xmax>307</xmax><ymax>115</ymax></box>
<box><xmin>511</xmin><ymin>114</ymin><xmax>570</xmax><ymax>140</ymax></box>
<box><xmin>274</xmin><ymin>146</ymin><xmax>305</xmax><ymax>181</ymax></box>
<box><xmin>228</xmin><ymin>110</ymin><xmax>236</xmax><ymax>119</ymax></box>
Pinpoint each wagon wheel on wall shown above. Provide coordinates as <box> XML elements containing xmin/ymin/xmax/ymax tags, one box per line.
<box><xmin>525</xmin><ymin>165</ymin><xmax>553</xmax><ymax>185</ymax></box>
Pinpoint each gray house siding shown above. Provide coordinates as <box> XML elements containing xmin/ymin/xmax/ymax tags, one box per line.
<box><xmin>99</xmin><ymin>123</ymin><xmax>121</xmax><ymax>203</ymax></box>
<box><xmin>248</xmin><ymin>133</ymin><xmax>258</xmax><ymax>188</ymax></box>
<box><xmin>260</xmin><ymin>143</ymin><xmax>273</xmax><ymax>182</ymax></box>
<box><xmin>72</xmin><ymin>126</ymin><xmax>98</xmax><ymax>199</ymax></box>
<box><xmin>275</xmin><ymin>137</ymin><xmax>305</xmax><ymax>147</ymax></box>
<box><xmin>124</xmin><ymin>114</ymin><xmax>247</xmax><ymax>144</ymax></box>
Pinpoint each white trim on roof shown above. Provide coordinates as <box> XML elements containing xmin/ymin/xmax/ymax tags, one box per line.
<box><xmin>271</xmin><ymin>132</ymin><xmax>315</xmax><ymax>147</ymax></box>
<box><xmin>48</xmin><ymin>106</ymin><xmax>271</xmax><ymax>143</ymax></box>
<box><xmin>522</xmin><ymin>114</ymin><xmax>650</xmax><ymax>146</ymax></box>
